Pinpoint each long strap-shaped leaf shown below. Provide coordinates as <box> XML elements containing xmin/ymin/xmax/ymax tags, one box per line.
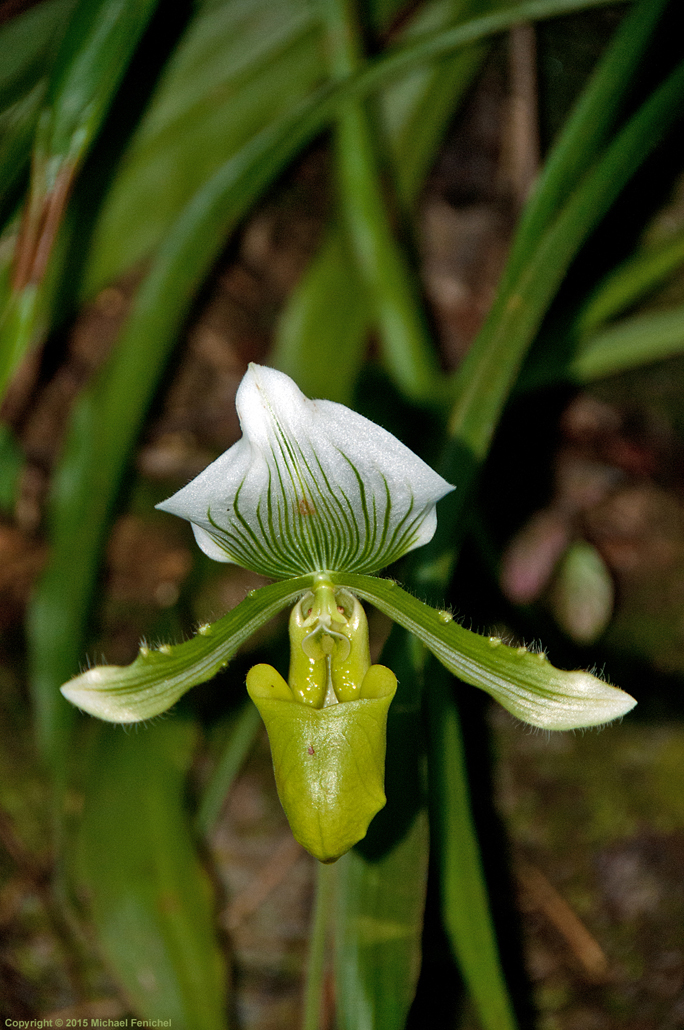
<box><xmin>426</xmin><ymin>667</ymin><xmax>514</xmax><ymax>1029</ymax></box>
<box><xmin>272</xmin><ymin>0</ymin><xmax>486</xmax><ymax>404</ymax></box>
<box><xmin>319</xmin><ymin>0</ymin><xmax>442</xmax><ymax>404</ymax></box>
<box><xmin>499</xmin><ymin>0</ymin><xmax>671</xmax><ymax>289</ymax></box>
<box><xmin>522</xmin><ymin>302</ymin><xmax>684</xmax><ymax>390</ymax></box>
<box><xmin>333</xmin><ymin>811</ymin><xmax>430</xmax><ymax>1030</ymax></box>
<box><xmin>77</xmin><ymin>718</ymin><xmax>227</xmax><ymax>1029</ymax></box>
<box><xmin>0</xmin><ymin>0</ymin><xmax>161</xmax><ymax>398</ymax></box>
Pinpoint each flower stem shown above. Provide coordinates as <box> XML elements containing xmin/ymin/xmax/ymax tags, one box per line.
<box><xmin>302</xmin><ymin>860</ymin><xmax>336</xmax><ymax>1030</ymax></box>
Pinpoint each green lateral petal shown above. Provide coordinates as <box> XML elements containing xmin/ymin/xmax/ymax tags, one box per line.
<box><xmin>60</xmin><ymin>576</ymin><xmax>313</xmax><ymax>722</ymax></box>
<box><xmin>158</xmin><ymin>364</ymin><xmax>453</xmax><ymax>579</ymax></box>
<box><xmin>333</xmin><ymin>574</ymin><xmax>636</xmax><ymax>731</ymax></box>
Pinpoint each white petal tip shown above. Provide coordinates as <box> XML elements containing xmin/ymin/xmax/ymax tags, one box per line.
<box><xmin>61</xmin><ymin>672</ymin><xmax>142</xmax><ymax>723</ymax></box>
<box><xmin>518</xmin><ymin>672</ymin><xmax>637</xmax><ymax>731</ymax></box>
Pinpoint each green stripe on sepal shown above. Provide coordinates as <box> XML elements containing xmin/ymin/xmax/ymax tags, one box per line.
<box><xmin>157</xmin><ymin>364</ymin><xmax>454</xmax><ymax>580</ymax></box>
<box><xmin>333</xmin><ymin>574</ymin><xmax>636</xmax><ymax>731</ymax></box>
<box><xmin>60</xmin><ymin>576</ymin><xmax>314</xmax><ymax>722</ymax></box>
<box><xmin>247</xmin><ymin>662</ymin><xmax>397</xmax><ymax>863</ymax></box>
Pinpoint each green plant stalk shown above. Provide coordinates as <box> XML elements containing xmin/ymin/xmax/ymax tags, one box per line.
<box><xmin>302</xmin><ymin>861</ymin><xmax>336</xmax><ymax>1030</ymax></box>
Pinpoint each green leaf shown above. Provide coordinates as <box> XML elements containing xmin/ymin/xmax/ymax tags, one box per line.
<box><xmin>576</xmin><ymin>226</ymin><xmax>684</xmax><ymax>336</ymax></box>
<box><xmin>0</xmin><ymin>0</ymin><xmax>76</xmax><ymax>111</ymax></box>
<box><xmin>310</xmin><ymin>612</ymin><xmax>429</xmax><ymax>1029</ymax></box>
<box><xmin>417</xmin><ymin>50</ymin><xmax>684</xmax><ymax>594</ymax></box>
<box><xmin>77</xmin><ymin>718</ymin><xmax>227</xmax><ymax>1029</ymax></box>
<box><xmin>335</xmin><ymin>574</ymin><xmax>636</xmax><ymax>730</ymax></box>
<box><xmin>1</xmin><ymin>0</ymin><xmax>161</xmax><ymax>399</ymax></box>
<box><xmin>427</xmin><ymin>670</ymin><xmax>517</xmax><ymax>1030</ymax></box>
<box><xmin>272</xmin><ymin>226</ymin><xmax>369</xmax><ymax>404</ymax></box>
<box><xmin>0</xmin><ymin>82</ymin><xmax>45</xmax><ymax>216</ymax></box>
<box><xmin>384</xmin><ymin>0</ymin><xmax>488</xmax><ymax>199</ymax></box>
<box><xmin>45</xmin><ymin>0</ymin><xmax>161</xmax><ymax>162</ymax></box>
<box><xmin>451</xmin><ymin>56</ymin><xmax>684</xmax><ymax>467</ymax></box>
<box><xmin>195</xmin><ymin>701</ymin><xmax>262</xmax><ymax>837</ymax></box>
<box><xmin>85</xmin><ymin>0</ymin><xmax>324</xmax><ymax>293</ymax></box>
<box><xmin>568</xmin><ymin>303</ymin><xmax>684</xmax><ymax>383</ymax></box>
<box><xmin>60</xmin><ymin>576</ymin><xmax>313</xmax><ymax>722</ymax></box>
<box><xmin>334</xmin><ymin>810</ymin><xmax>429</xmax><ymax>1030</ymax></box>
<box><xmin>501</xmin><ymin>0</ymin><xmax>670</xmax><ymax>289</ymax></box>
<box><xmin>272</xmin><ymin>0</ymin><xmax>488</xmax><ymax>403</ymax></box>
<box><xmin>320</xmin><ymin>0</ymin><xmax>443</xmax><ymax>405</ymax></box>
<box><xmin>85</xmin><ymin>0</ymin><xmax>626</xmax><ymax>295</ymax></box>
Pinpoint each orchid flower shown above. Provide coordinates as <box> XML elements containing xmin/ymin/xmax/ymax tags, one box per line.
<box><xmin>155</xmin><ymin>362</ymin><xmax>454</xmax><ymax>578</ymax></box>
<box><xmin>61</xmin><ymin>364</ymin><xmax>636</xmax><ymax>861</ymax></box>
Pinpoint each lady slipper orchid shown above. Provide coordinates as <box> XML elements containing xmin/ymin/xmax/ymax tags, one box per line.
<box><xmin>154</xmin><ymin>362</ymin><xmax>451</xmax><ymax>860</ymax></box>
<box><xmin>61</xmin><ymin>364</ymin><xmax>636</xmax><ymax>862</ymax></box>
<box><xmin>156</xmin><ymin>363</ymin><xmax>455</xmax><ymax>579</ymax></box>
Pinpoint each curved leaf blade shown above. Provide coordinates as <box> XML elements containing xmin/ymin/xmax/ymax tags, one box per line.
<box><xmin>334</xmin><ymin>811</ymin><xmax>429</xmax><ymax>1030</ymax></box>
<box><xmin>77</xmin><ymin>718</ymin><xmax>227</xmax><ymax>1029</ymax></box>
